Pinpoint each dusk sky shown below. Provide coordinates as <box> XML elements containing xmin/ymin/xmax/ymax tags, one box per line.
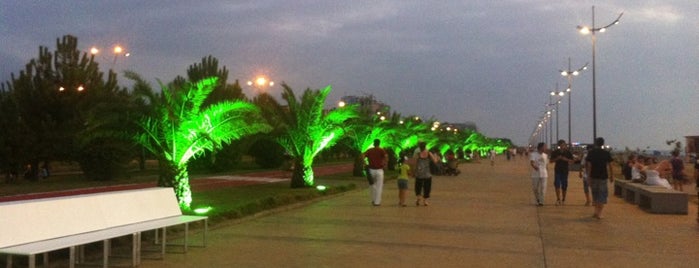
<box><xmin>1</xmin><ymin>1</ymin><xmax>697</xmax><ymax>151</ymax></box>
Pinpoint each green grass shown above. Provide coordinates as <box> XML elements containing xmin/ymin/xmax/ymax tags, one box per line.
<box><xmin>189</xmin><ymin>172</ymin><xmax>363</xmax><ymax>225</ymax></box>
<box><xmin>0</xmin><ymin>160</ymin><xmax>391</xmax><ymax>227</ymax></box>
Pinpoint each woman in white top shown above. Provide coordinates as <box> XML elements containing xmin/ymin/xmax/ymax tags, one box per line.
<box><xmin>641</xmin><ymin>157</ymin><xmax>672</xmax><ymax>189</ymax></box>
<box><xmin>631</xmin><ymin>155</ymin><xmax>645</xmax><ymax>182</ymax></box>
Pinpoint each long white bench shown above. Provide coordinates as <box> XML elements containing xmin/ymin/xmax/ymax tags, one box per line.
<box><xmin>0</xmin><ymin>187</ymin><xmax>207</xmax><ymax>268</ymax></box>
<box><xmin>613</xmin><ymin>179</ymin><xmax>688</xmax><ymax>214</ymax></box>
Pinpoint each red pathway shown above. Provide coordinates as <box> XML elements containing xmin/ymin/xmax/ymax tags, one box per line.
<box><xmin>0</xmin><ymin>163</ymin><xmax>353</xmax><ymax>203</ymax></box>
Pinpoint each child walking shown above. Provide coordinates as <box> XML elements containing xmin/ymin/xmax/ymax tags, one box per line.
<box><xmin>397</xmin><ymin>156</ymin><xmax>411</xmax><ymax>207</ymax></box>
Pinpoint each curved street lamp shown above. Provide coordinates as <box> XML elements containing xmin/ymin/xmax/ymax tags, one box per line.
<box><xmin>577</xmin><ymin>5</ymin><xmax>623</xmax><ymax>141</ymax></box>
<box><xmin>559</xmin><ymin>58</ymin><xmax>588</xmax><ymax>144</ymax></box>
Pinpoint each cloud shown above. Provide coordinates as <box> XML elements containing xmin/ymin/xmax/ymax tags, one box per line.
<box><xmin>628</xmin><ymin>5</ymin><xmax>683</xmax><ymax>24</ymax></box>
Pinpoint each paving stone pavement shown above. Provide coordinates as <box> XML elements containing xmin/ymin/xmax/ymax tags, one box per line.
<box><xmin>140</xmin><ymin>157</ymin><xmax>699</xmax><ymax>268</ymax></box>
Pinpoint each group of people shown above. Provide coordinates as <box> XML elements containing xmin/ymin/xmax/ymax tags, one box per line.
<box><xmin>530</xmin><ymin>137</ymin><xmax>697</xmax><ymax>220</ymax></box>
<box><xmin>363</xmin><ymin>139</ymin><xmax>439</xmax><ymax>207</ymax></box>
<box><xmin>530</xmin><ymin>137</ymin><xmax>614</xmax><ymax>219</ymax></box>
<box><xmin>625</xmin><ymin>150</ymin><xmax>688</xmax><ymax>191</ymax></box>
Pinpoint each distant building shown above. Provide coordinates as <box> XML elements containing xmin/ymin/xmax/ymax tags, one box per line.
<box><xmin>339</xmin><ymin>95</ymin><xmax>390</xmax><ymax>115</ymax></box>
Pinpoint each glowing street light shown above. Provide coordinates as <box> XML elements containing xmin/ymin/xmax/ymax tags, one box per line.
<box><xmin>247</xmin><ymin>76</ymin><xmax>275</xmax><ymax>92</ymax></box>
<box><xmin>559</xmin><ymin>58</ymin><xmax>588</xmax><ymax>144</ymax></box>
<box><xmin>58</xmin><ymin>84</ymin><xmax>85</xmax><ymax>92</ymax></box>
<box><xmin>577</xmin><ymin>5</ymin><xmax>623</xmax><ymax>141</ymax></box>
<box><xmin>550</xmin><ymin>84</ymin><xmax>566</xmax><ymax>142</ymax></box>
<box><xmin>90</xmin><ymin>44</ymin><xmax>130</xmax><ymax>67</ymax></box>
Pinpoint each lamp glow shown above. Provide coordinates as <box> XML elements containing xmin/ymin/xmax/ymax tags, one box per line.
<box><xmin>193</xmin><ymin>206</ymin><xmax>212</xmax><ymax>214</ymax></box>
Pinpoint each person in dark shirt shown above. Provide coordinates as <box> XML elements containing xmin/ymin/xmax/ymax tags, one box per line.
<box><xmin>550</xmin><ymin>139</ymin><xmax>574</xmax><ymax>205</ymax></box>
<box><xmin>585</xmin><ymin>137</ymin><xmax>614</xmax><ymax>219</ymax></box>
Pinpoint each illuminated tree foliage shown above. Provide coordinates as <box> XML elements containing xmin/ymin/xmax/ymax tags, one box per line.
<box><xmin>277</xmin><ymin>84</ymin><xmax>358</xmax><ymax>188</ymax></box>
<box><xmin>132</xmin><ymin>77</ymin><xmax>270</xmax><ymax>210</ymax></box>
<box><xmin>177</xmin><ymin>56</ymin><xmax>249</xmax><ymax>172</ymax></box>
<box><xmin>344</xmin><ymin>109</ymin><xmax>397</xmax><ymax>176</ymax></box>
<box><xmin>391</xmin><ymin>115</ymin><xmax>429</xmax><ymax>156</ymax></box>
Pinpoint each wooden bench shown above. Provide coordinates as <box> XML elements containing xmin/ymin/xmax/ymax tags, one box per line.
<box><xmin>613</xmin><ymin>179</ymin><xmax>688</xmax><ymax>214</ymax></box>
<box><xmin>0</xmin><ymin>187</ymin><xmax>207</xmax><ymax>268</ymax></box>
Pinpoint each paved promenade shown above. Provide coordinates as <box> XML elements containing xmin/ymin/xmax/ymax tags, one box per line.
<box><xmin>141</xmin><ymin>157</ymin><xmax>698</xmax><ymax>268</ymax></box>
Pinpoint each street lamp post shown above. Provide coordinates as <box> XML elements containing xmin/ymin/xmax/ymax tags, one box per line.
<box><xmin>559</xmin><ymin>58</ymin><xmax>588</xmax><ymax>145</ymax></box>
<box><xmin>577</xmin><ymin>5</ymin><xmax>623</xmax><ymax>141</ymax></box>
<box><xmin>550</xmin><ymin>86</ymin><xmax>565</xmax><ymax>143</ymax></box>
<box><xmin>547</xmin><ymin>110</ymin><xmax>553</xmax><ymax>147</ymax></box>
<box><xmin>90</xmin><ymin>45</ymin><xmax>130</xmax><ymax>69</ymax></box>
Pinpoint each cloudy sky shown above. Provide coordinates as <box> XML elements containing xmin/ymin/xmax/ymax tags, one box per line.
<box><xmin>1</xmin><ymin>0</ymin><xmax>697</xmax><ymax>150</ymax></box>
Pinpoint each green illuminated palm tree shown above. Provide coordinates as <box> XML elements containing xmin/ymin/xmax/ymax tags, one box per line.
<box><xmin>390</xmin><ymin>114</ymin><xmax>429</xmax><ymax>157</ymax></box>
<box><xmin>132</xmin><ymin>76</ymin><xmax>270</xmax><ymax>210</ymax></box>
<box><xmin>345</xmin><ymin>122</ymin><xmax>396</xmax><ymax>176</ymax></box>
<box><xmin>277</xmin><ymin>84</ymin><xmax>358</xmax><ymax>188</ymax></box>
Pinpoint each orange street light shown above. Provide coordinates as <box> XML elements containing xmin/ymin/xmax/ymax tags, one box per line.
<box><xmin>247</xmin><ymin>76</ymin><xmax>275</xmax><ymax>92</ymax></box>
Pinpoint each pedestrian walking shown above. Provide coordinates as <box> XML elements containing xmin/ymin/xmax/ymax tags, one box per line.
<box><xmin>397</xmin><ymin>156</ymin><xmax>411</xmax><ymax>207</ymax></box>
<box><xmin>364</xmin><ymin>139</ymin><xmax>388</xmax><ymax>206</ymax></box>
<box><xmin>414</xmin><ymin>141</ymin><xmax>437</xmax><ymax>206</ymax></box>
<box><xmin>585</xmin><ymin>137</ymin><xmax>614</xmax><ymax>219</ymax></box>
<box><xmin>530</xmin><ymin>142</ymin><xmax>548</xmax><ymax>206</ymax></box>
<box><xmin>550</xmin><ymin>140</ymin><xmax>574</xmax><ymax>205</ymax></box>
<box><xmin>579</xmin><ymin>147</ymin><xmax>593</xmax><ymax>206</ymax></box>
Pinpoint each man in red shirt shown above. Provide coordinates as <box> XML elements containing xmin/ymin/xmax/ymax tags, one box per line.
<box><xmin>364</xmin><ymin>139</ymin><xmax>388</xmax><ymax>206</ymax></box>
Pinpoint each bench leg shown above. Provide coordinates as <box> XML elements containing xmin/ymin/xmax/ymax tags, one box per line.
<box><xmin>132</xmin><ymin>232</ymin><xmax>140</xmax><ymax>267</ymax></box>
<box><xmin>78</xmin><ymin>245</ymin><xmax>85</xmax><ymax>263</ymax></box>
<box><xmin>161</xmin><ymin>227</ymin><xmax>167</xmax><ymax>258</ymax></box>
<box><xmin>103</xmin><ymin>240</ymin><xmax>110</xmax><ymax>268</ymax></box>
<box><xmin>28</xmin><ymin>254</ymin><xmax>35</xmax><ymax>268</ymax></box>
<box><xmin>70</xmin><ymin>246</ymin><xmax>76</xmax><ymax>268</ymax></box>
<box><xmin>6</xmin><ymin>255</ymin><xmax>11</xmax><ymax>268</ymax></box>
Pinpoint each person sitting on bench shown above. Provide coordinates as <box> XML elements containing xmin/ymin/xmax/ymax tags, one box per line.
<box><xmin>641</xmin><ymin>157</ymin><xmax>672</xmax><ymax>189</ymax></box>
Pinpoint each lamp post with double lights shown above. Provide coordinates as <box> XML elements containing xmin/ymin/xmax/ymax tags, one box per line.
<box><xmin>247</xmin><ymin>76</ymin><xmax>274</xmax><ymax>94</ymax></box>
<box><xmin>577</xmin><ymin>5</ymin><xmax>623</xmax><ymax>141</ymax></box>
<box><xmin>90</xmin><ymin>45</ymin><xmax>130</xmax><ymax>69</ymax></box>
<box><xmin>559</xmin><ymin>58</ymin><xmax>588</xmax><ymax>145</ymax></box>
<box><xmin>550</xmin><ymin>86</ymin><xmax>565</xmax><ymax>143</ymax></box>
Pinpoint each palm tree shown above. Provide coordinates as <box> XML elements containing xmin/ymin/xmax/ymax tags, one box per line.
<box><xmin>130</xmin><ymin>76</ymin><xmax>270</xmax><ymax>210</ymax></box>
<box><xmin>345</xmin><ymin>123</ymin><xmax>396</xmax><ymax>176</ymax></box>
<box><xmin>276</xmin><ymin>84</ymin><xmax>358</xmax><ymax>188</ymax></box>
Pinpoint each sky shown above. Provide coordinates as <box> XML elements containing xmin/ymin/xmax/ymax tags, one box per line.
<box><xmin>1</xmin><ymin>0</ymin><xmax>697</xmax><ymax>151</ymax></box>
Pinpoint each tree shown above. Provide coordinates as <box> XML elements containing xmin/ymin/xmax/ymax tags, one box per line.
<box><xmin>131</xmin><ymin>76</ymin><xmax>270</xmax><ymax>210</ymax></box>
<box><xmin>177</xmin><ymin>56</ymin><xmax>250</xmax><ymax>172</ymax></box>
<box><xmin>1</xmin><ymin>35</ymin><xmax>124</xmax><ymax>180</ymax></box>
<box><xmin>344</xmin><ymin>115</ymin><xmax>396</xmax><ymax>176</ymax></box>
<box><xmin>275</xmin><ymin>84</ymin><xmax>358</xmax><ymax>188</ymax></box>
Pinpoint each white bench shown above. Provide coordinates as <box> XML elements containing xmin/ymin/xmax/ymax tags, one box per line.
<box><xmin>0</xmin><ymin>187</ymin><xmax>207</xmax><ymax>268</ymax></box>
<box><xmin>613</xmin><ymin>179</ymin><xmax>688</xmax><ymax>214</ymax></box>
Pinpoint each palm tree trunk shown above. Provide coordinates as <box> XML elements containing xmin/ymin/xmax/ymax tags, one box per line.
<box><xmin>353</xmin><ymin>153</ymin><xmax>365</xmax><ymax>177</ymax></box>
<box><xmin>160</xmin><ymin>161</ymin><xmax>192</xmax><ymax>210</ymax></box>
<box><xmin>290</xmin><ymin>158</ymin><xmax>313</xmax><ymax>188</ymax></box>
